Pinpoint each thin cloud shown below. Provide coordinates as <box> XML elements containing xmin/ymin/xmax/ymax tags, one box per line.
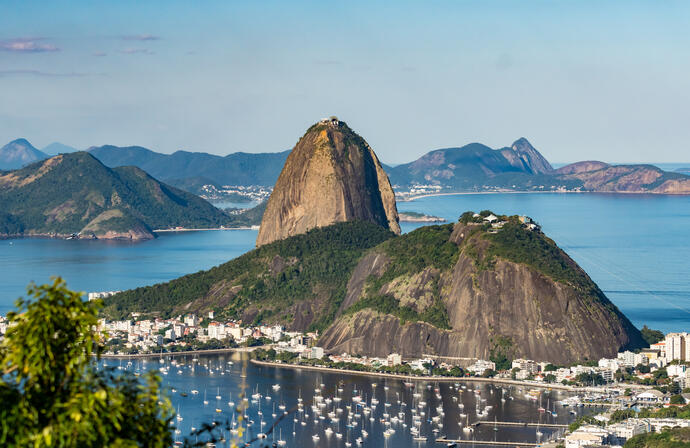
<box><xmin>121</xmin><ymin>34</ymin><xmax>160</xmax><ymax>41</ymax></box>
<box><xmin>0</xmin><ymin>38</ymin><xmax>59</xmax><ymax>53</ymax></box>
<box><xmin>120</xmin><ymin>48</ymin><xmax>155</xmax><ymax>55</ymax></box>
<box><xmin>92</xmin><ymin>51</ymin><xmax>107</xmax><ymax>57</ymax></box>
<box><xmin>315</xmin><ymin>59</ymin><xmax>341</xmax><ymax>66</ymax></box>
<box><xmin>0</xmin><ymin>69</ymin><xmax>93</xmax><ymax>78</ymax></box>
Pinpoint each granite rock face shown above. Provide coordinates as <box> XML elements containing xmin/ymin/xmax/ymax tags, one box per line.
<box><xmin>318</xmin><ymin>221</ymin><xmax>645</xmax><ymax>364</ymax></box>
<box><xmin>256</xmin><ymin>118</ymin><xmax>400</xmax><ymax>246</ymax></box>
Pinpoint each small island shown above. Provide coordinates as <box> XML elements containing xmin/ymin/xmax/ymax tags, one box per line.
<box><xmin>398</xmin><ymin>210</ymin><xmax>445</xmax><ymax>223</ymax></box>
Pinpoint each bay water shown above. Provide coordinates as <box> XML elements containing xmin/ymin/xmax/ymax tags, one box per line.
<box><xmin>1</xmin><ymin>192</ymin><xmax>689</xmax><ymax>332</ymax></box>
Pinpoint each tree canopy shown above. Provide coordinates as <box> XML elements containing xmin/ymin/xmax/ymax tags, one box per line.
<box><xmin>0</xmin><ymin>278</ymin><xmax>174</xmax><ymax>447</ymax></box>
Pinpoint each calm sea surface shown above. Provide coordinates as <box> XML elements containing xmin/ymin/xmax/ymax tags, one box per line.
<box><xmin>103</xmin><ymin>352</ymin><xmax>592</xmax><ymax>447</ymax></box>
<box><xmin>1</xmin><ymin>193</ymin><xmax>689</xmax><ymax>332</ymax></box>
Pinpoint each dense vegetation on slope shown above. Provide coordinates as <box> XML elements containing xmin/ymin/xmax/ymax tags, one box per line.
<box><xmin>345</xmin><ymin>224</ymin><xmax>458</xmax><ymax>328</ymax></box>
<box><xmin>103</xmin><ymin>221</ymin><xmax>396</xmax><ymax>329</ymax></box>
<box><xmin>0</xmin><ymin>152</ymin><xmax>232</xmax><ymax>237</ymax></box>
<box><xmin>223</xmin><ymin>201</ymin><xmax>267</xmax><ymax>227</ymax></box>
<box><xmin>624</xmin><ymin>427</ymin><xmax>690</xmax><ymax>448</ymax></box>
<box><xmin>458</xmin><ymin>211</ymin><xmax>611</xmax><ymax>305</ymax></box>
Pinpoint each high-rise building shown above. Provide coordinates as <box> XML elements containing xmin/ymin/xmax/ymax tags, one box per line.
<box><xmin>665</xmin><ymin>333</ymin><xmax>688</xmax><ymax>362</ymax></box>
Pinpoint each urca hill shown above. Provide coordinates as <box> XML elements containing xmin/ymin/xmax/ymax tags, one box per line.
<box><xmin>104</xmin><ymin>211</ymin><xmax>645</xmax><ymax>364</ymax></box>
<box><xmin>256</xmin><ymin>117</ymin><xmax>400</xmax><ymax>246</ymax></box>
<box><xmin>0</xmin><ymin>152</ymin><xmax>232</xmax><ymax>240</ymax></box>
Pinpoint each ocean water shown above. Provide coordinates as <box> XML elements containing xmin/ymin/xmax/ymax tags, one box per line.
<box><xmin>398</xmin><ymin>193</ymin><xmax>690</xmax><ymax>333</ymax></box>
<box><xmin>0</xmin><ymin>229</ymin><xmax>257</xmax><ymax>314</ymax></box>
<box><xmin>1</xmin><ymin>192</ymin><xmax>689</xmax><ymax>332</ymax></box>
<box><xmin>103</xmin><ymin>352</ymin><xmax>591</xmax><ymax>447</ymax></box>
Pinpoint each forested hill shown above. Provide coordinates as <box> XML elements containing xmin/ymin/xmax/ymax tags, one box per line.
<box><xmin>103</xmin><ymin>213</ymin><xmax>645</xmax><ymax>363</ymax></box>
<box><xmin>0</xmin><ymin>152</ymin><xmax>234</xmax><ymax>240</ymax></box>
<box><xmin>102</xmin><ymin>221</ymin><xmax>396</xmax><ymax>328</ymax></box>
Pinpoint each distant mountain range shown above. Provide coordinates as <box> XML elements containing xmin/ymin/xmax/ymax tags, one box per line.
<box><xmin>42</xmin><ymin>142</ymin><xmax>80</xmax><ymax>155</ymax></box>
<box><xmin>3</xmin><ymin>137</ymin><xmax>690</xmax><ymax>195</ymax></box>
<box><xmin>88</xmin><ymin>145</ymin><xmax>290</xmax><ymax>191</ymax></box>
<box><xmin>0</xmin><ymin>139</ymin><xmax>48</xmax><ymax>170</ymax></box>
<box><xmin>0</xmin><ymin>152</ymin><xmax>239</xmax><ymax>240</ymax></box>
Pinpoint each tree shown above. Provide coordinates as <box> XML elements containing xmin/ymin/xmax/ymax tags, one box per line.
<box><xmin>544</xmin><ymin>374</ymin><xmax>557</xmax><ymax>383</ymax></box>
<box><xmin>489</xmin><ymin>335</ymin><xmax>515</xmax><ymax>371</ymax></box>
<box><xmin>640</xmin><ymin>325</ymin><xmax>665</xmax><ymax>345</ymax></box>
<box><xmin>670</xmin><ymin>394</ymin><xmax>685</xmax><ymax>405</ymax></box>
<box><xmin>576</xmin><ymin>372</ymin><xmax>606</xmax><ymax>386</ymax></box>
<box><xmin>0</xmin><ymin>278</ymin><xmax>174</xmax><ymax>447</ymax></box>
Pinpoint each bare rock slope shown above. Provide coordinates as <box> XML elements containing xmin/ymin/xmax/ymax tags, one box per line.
<box><xmin>256</xmin><ymin>118</ymin><xmax>399</xmax><ymax>246</ymax></box>
<box><xmin>318</xmin><ymin>216</ymin><xmax>645</xmax><ymax>364</ymax></box>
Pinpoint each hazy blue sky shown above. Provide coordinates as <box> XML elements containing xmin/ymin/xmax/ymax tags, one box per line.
<box><xmin>1</xmin><ymin>1</ymin><xmax>688</xmax><ymax>163</ymax></box>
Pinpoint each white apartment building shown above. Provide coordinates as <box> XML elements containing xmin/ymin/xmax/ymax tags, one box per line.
<box><xmin>387</xmin><ymin>353</ymin><xmax>402</xmax><ymax>366</ymax></box>
<box><xmin>665</xmin><ymin>333</ymin><xmax>690</xmax><ymax>362</ymax></box>
<box><xmin>184</xmin><ymin>314</ymin><xmax>199</xmax><ymax>327</ymax></box>
<box><xmin>467</xmin><ymin>360</ymin><xmax>496</xmax><ymax>374</ymax></box>
<box><xmin>565</xmin><ymin>425</ymin><xmax>609</xmax><ymax>448</ymax></box>
<box><xmin>667</xmin><ymin>364</ymin><xmax>687</xmax><ymax>378</ymax></box>
<box><xmin>512</xmin><ymin>358</ymin><xmax>538</xmax><ymax>374</ymax></box>
<box><xmin>207</xmin><ymin>322</ymin><xmax>226</xmax><ymax>340</ymax></box>
<box><xmin>607</xmin><ymin>420</ymin><xmax>648</xmax><ymax>444</ymax></box>
<box><xmin>618</xmin><ymin>350</ymin><xmax>646</xmax><ymax>367</ymax></box>
<box><xmin>598</xmin><ymin>358</ymin><xmax>622</xmax><ymax>372</ymax></box>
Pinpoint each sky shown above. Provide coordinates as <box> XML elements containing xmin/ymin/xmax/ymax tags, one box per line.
<box><xmin>1</xmin><ymin>0</ymin><xmax>689</xmax><ymax>164</ymax></box>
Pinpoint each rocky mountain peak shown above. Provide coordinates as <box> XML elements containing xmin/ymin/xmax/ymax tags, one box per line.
<box><xmin>501</xmin><ymin>137</ymin><xmax>553</xmax><ymax>174</ymax></box>
<box><xmin>256</xmin><ymin>118</ymin><xmax>400</xmax><ymax>246</ymax></box>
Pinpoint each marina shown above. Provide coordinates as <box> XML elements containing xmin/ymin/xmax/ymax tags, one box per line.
<box><xmin>101</xmin><ymin>352</ymin><xmax>597</xmax><ymax>447</ymax></box>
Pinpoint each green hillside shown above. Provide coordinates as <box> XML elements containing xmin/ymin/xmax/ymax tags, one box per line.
<box><xmin>0</xmin><ymin>152</ymin><xmax>233</xmax><ymax>239</ymax></box>
<box><xmin>102</xmin><ymin>221</ymin><xmax>395</xmax><ymax>329</ymax></box>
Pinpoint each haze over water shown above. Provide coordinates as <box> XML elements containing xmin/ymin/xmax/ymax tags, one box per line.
<box><xmin>1</xmin><ymin>192</ymin><xmax>689</xmax><ymax>333</ymax></box>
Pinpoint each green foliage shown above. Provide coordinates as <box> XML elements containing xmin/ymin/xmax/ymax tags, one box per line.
<box><xmin>576</xmin><ymin>372</ymin><xmax>607</xmax><ymax>386</ymax></box>
<box><xmin>609</xmin><ymin>409</ymin><xmax>637</xmax><ymax>423</ymax></box>
<box><xmin>104</xmin><ymin>221</ymin><xmax>396</xmax><ymax>334</ymax></box>
<box><xmin>0</xmin><ymin>152</ymin><xmax>233</xmax><ymax>236</ymax></box>
<box><xmin>346</xmin><ymin>294</ymin><xmax>422</xmax><ymax>324</ymax></box>
<box><xmin>489</xmin><ymin>335</ymin><xmax>515</xmax><ymax>371</ymax></box>
<box><xmin>569</xmin><ymin>415</ymin><xmax>604</xmax><ymax>432</ymax></box>
<box><xmin>624</xmin><ymin>427</ymin><xmax>690</xmax><ymax>448</ymax></box>
<box><xmin>377</xmin><ymin>223</ymin><xmax>459</xmax><ymax>272</ymax></box>
<box><xmin>670</xmin><ymin>394</ymin><xmax>686</xmax><ymax>405</ymax></box>
<box><xmin>346</xmin><ymin>224</ymin><xmax>456</xmax><ymax>329</ymax></box>
<box><xmin>636</xmin><ymin>404</ymin><xmax>690</xmax><ymax>420</ymax></box>
<box><xmin>486</xmin><ymin>220</ymin><xmax>593</xmax><ymax>291</ymax></box>
<box><xmin>641</xmin><ymin>325</ymin><xmax>665</xmax><ymax>345</ymax></box>
<box><xmin>0</xmin><ymin>278</ymin><xmax>174</xmax><ymax>447</ymax></box>
<box><xmin>223</xmin><ymin>201</ymin><xmax>267</xmax><ymax>227</ymax></box>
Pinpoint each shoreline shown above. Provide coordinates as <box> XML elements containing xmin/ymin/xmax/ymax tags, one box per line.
<box><xmin>250</xmin><ymin>359</ymin><xmax>582</xmax><ymax>391</ymax></box>
<box><xmin>398</xmin><ymin>189</ymin><xmax>690</xmax><ymax>202</ymax></box>
<box><xmin>1</xmin><ymin>225</ymin><xmax>259</xmax><ymax>241</ymax></box>
<box><xmin>398</xmin><ymin>190</ymin><xmax>585</xmax><ymax>201</ymax></box>
<box><xmin>100</xmin><ymin>346</ymin><xmax>261</xmax><ymax>359</ymax></box>
<box><xmin>153</xmin><ymin>226</ymin><xmax>258</xmax><ymax>233</ymax></box>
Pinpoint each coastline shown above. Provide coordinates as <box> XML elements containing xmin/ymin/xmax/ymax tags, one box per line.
<box><xmin>1</xmin><ymin>225</ymin><xmax>258</xmax><ymax>241</ymax></box>
<box><xmin>100</xmin><ymin>346</ymin><xmax>261</xmax><ymax>359</ymax></box>
<box><xmin>153</xmin><ymin>226</ymin><xmax>258</xmax><ymax>233</ymax></box>
<box><xmin>398</xmin><ymin>190</ymin><xmax>585</xmax><ymax>202</ymax></box>
<box><xmin>250</xmin><ymin>359</ymin><xmax>582</xmax><ymax>391</ymax></box>
<box><xmin>398</xmin><ymin>189</ymin><xmax>690</xmax><ymax>202</ymax></box>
